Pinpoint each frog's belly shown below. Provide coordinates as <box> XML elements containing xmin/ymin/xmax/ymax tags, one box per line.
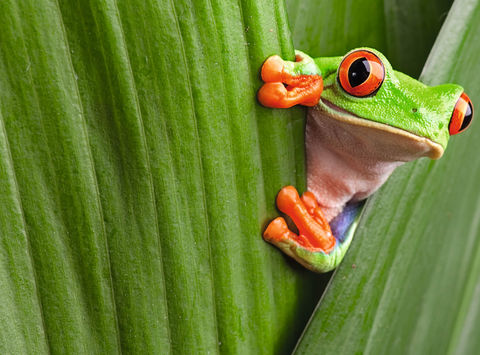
<box><xmin>306</xmin><ymin>146</ymin><xmax>401</xmax><ymax>221</ymax></box>
<box><xmin>306</xmin><ymin>107</ymin><xmax>433</xmax><ymax>221</ymax></box>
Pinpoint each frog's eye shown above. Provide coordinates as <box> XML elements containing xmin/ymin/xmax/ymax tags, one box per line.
<box><xmin>338</xmin><ymin>50</ymin><xmax>385</xmax><ymax>97</ymax></box>
<box><xmin>449</xmin><ymin>92</ymin><xmax>474</xmax><ymax>135</ymax></box>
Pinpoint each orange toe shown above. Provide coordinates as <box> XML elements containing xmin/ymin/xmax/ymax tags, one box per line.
<box><xmin>276</xmin><ymin>186</ymin><xmax>302</xmax><ymax>214</ymax></box>
<box><xmin>293</xmin><ymin>76</ymin><xmax>323</xmax><ymax>106</ymax></box>
<box><xmin>258</xmin><ymin>78</ymin><xmax>323</xmax><ymax>108</ymax></box>
<box><xmin>263</xmin><ymin>217</ymin><xmax>290</xmax><ymax>243</ymax></box>
<box><xmin>258</xmin><ymin>82</ymin><xmax>292</xmax><ymax>108</ymax></box>
<box><xmin>301</xmin><ymin>191</ymin><xmax>330</xmax><ymax>230</ymax></box>
<box><xmin>299</xmin><ymin>90</ymin><xmax>322</xmax><ymax>107</ymax></box>
<box><xmin>301</xmin><ymin>191</ymin><xmax>318</xmax><ymax>215</ymax></box>
<box><xmin>264</xmin><ymin>217</ymin><xmax>314</xmax><ymax>249</ymax></box>
<box><xmin>261</xmin><ymin>55</ymin><xmax>284</xmax><ymax>82</ymax></box>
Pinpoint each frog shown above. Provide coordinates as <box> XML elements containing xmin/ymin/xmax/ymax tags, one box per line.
<box><xmin>258</xmin><ymin>48</ymin><xmax>474</xmax><ymax>273</ymax></box>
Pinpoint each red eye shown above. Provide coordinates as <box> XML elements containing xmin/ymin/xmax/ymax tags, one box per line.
<box><xmin>449</xmin><ymin>92</ymin><xmax>474</xmax><ymax>135</ymax></box>
<box><xmin>338</xmin><ymin>50</ymin><xmax>385</xmax><ymax>97</ymax></box>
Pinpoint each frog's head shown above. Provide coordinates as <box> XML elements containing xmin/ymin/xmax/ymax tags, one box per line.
<box><xmin>314</xmin><ymin>48</ymin><xmax>473</xmax><ymax>159</ymax></box>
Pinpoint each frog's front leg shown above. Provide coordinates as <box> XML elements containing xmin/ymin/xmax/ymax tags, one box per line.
<box><xmin>258</xmin><ymin>51</ymin><xmax>323</xmax><ymax>108</ymax></box>
<box><xmin>264</xmin><ymin>186</ymin><xmax>354</xmax><ymax>273</ymax></box>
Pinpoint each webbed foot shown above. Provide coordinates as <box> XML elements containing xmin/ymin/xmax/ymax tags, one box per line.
<box><xmin>264</xmin><ymin>186</ymin><xmax>336</xmax><ymax>254</ymax></box>
<box><xmin>257</xmin><ymin>51</ymin><xmax>323</xmax><ymax>108</ymax></box>
<box><xmin>264</xmin><ymin>186</ymin><xmax>361</xmax><ymax>273</ymax></box>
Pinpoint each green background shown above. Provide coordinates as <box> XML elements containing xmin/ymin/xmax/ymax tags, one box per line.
<box><xmin>1</xmin><ymin>0</ymin><xmax>479</xmax><ymax>354</ymax></box>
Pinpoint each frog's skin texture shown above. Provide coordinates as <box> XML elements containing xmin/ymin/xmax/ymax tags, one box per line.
<box><xmin>258</xmin><ymin>48</ymin><xmax>473</xmax><ymax>273</ymax></box>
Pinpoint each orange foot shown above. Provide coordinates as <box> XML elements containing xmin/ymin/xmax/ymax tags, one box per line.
<box><xmin>264</xmin><ymin>186</ymin><xmax>336</xmax><ymax>253</ymax></box>
<box><xmin>257</xmin><ymin>54</ymin><xmax>323</xmax><ymax>108</ymax></box>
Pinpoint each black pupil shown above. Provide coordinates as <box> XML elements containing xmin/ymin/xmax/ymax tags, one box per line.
<box><xmin>460</xmin><ymin>102</ymin><xmax>473</xmax><ymax>131</ymax></box>
<box><xmin>348</xmin><ymin>58</ymin><xmax>371</xmax><ymax>87</ymax></box>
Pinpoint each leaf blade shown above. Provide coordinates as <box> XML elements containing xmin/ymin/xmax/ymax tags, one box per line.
<box><xmin>0</xmin><ymin>0</ymin><xmax>323</xmax><ymax>353</ymax></box>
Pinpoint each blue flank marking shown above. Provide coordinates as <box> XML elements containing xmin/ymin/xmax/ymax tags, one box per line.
<box><xmin>329</xmin><ymin>201</ymin><xmax>364</xmax><ymax>243</ymax></box>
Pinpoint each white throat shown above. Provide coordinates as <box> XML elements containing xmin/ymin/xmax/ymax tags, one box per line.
<box><xmin>306</xmin><ymin>105</ymin><xmax>438</xmax><ymax>221</ymax></box>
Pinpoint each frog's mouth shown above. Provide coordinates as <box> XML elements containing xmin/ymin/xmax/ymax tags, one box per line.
<box><xmin>314</xmin><ymin>99</ymin><xmax>444</xmax><ymax>160</ymax></box>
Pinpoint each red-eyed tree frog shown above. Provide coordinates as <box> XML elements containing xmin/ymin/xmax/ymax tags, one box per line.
<box><xmin>258</xmin><ymin>48</ymin><xmax>474</xmax><ymax>273</ymax></box>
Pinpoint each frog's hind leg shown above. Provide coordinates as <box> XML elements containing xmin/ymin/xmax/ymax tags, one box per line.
<box><xmin>263</xmin><ymin>186</ymin><xmax>362</xmax><ymax>273</ymax></box>
<box><xmin>264</xmin><ymin>186</ymin><xmax>336</xmax><ymax>254</ymax></box>
<box><xmin>258</xmin><ymin>52</ymin><xmax>323</xmax><ymax>108</ymax></box>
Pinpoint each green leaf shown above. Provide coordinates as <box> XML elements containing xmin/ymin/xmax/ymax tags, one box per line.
<box><xmin>0</xmin><ymin>0</ymin><xmax>467</xmax><ymax>353</ymax></box>
<box><xmin>294</xmin><ymin>0</ymin><xmax>480</xmax><ymax>353</ymax></box>
<box><xmin>0</xmin><ymin>0</ymin><xmax>323</xmax><ymax>353</ymax></box>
